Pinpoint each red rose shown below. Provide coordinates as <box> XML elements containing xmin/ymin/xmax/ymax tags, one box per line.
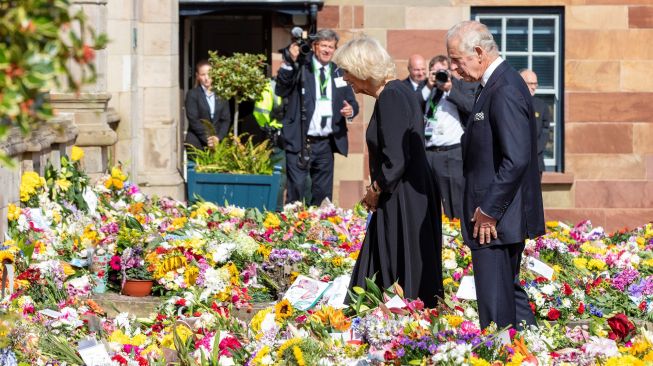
<box><xmin>175</xmin><ymin>298</ymin><xmax>187</xmax><ymax>306</ymax></box>
<box><xmin>639</xmin><ymin>301</ymin><xmax>647</xmax><ymax>311</ymax></box>
<box><xmin>547</xmin><ymin>308</ymin><xmax>561</xmax><ymax>321</ymax></box>
<box><xmin>577</xmin><ymin>302</ymin><xmax>585</xmax><ymax>315</ymax></box>
<box><xmin>563</xmin><ymin>283</ymin><xmax>573</xmax><ymax>296</ymax></box>
<box><xmin>529</xmin><ymin>302</ymin><xmax>536</xmax><ymax>314</ymax></box>
<box><xmin>607</xmin><ymin>313</ymin><xmax>635</xmax><ymax>341</ymax></box>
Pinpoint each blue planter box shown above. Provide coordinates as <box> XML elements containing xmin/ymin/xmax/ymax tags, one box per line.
<box><xmin>187</xmin><ymin>162</ymin><xmax>282</xmax><ymax>211</ymax></box>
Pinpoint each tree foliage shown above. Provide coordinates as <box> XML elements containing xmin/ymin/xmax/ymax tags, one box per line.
<box><xmin>208</xmin><ymin>52</ymin><xmax>268</xmax><ymax>135</ymax></box>
<box><xmin>0</xmin><ymin>0</ymin><xmax>108</xmax><ymax>164</ymax></box>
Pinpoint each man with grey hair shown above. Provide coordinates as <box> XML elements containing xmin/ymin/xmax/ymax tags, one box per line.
<box><xmin>447</xmin><ymin>20</ymin><xmax>545</xmax><ymax>330</ymax></box>
<box><xmin>520</xmin><ymin>68</ymin><xmax>551</xmax><ymax>177</ymax></box>
<box><xmin>402</xmin><ymin>54</ymin><xmax>430</xmax><ymax>111</ymax></box>
<box><xmin>276</xmin><ymin>28</ymin><xmax>359</xmax><ymax>206</ymax></box>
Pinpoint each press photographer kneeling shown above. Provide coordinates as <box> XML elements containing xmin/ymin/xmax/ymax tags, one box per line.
<box><xmin>275</xmin><ymin>28</ymin><xmax>359</xmax><ymax>206</ymax></box>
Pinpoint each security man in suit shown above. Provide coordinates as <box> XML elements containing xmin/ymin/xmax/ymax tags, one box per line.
<box><xmin>520</xmin><ymin>69</ymin><xmax>551</xmax><ymax>177</ymax></box>
<box><xmin>447</xmin><ymin>20</ymin><xmax>545</xmax><ymax>330</ymax></box>
<box><xmin>402</xmin><ymin>54</ymin><xmax>430</xmax><ymax>112</ymax></box>
<box><xmin>275</xmin><ymin>29</ymin><xmax>359</xmax><ymax>206</ymax></box>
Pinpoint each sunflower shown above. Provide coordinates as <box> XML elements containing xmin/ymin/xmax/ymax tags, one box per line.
<box><xmin>274</xmin><ymin>299</ymin><xmax>294</xmax><ymax>322</ymax></box>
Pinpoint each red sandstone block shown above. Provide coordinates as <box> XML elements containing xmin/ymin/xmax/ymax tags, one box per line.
<box><xmin>318</xmin><ymin>6</ymin><xmax>339</xmax><ymax>29</ymax></box>
<box><xmin>387</xmin><ymin>30</ymin><xmax>447</xmax><ymax>61</ymax></box>
<box><xmin>574</xmin><ymin>181</ymin><xmax>653</xmax><ymax>208</ymax></box>
<box><xmin>629</xmin><ymin>6</ymin><xmax>653</xmax><ymax>28</ymax></box>
<box><xmin>565</xmin><ymin>123</ymin><xmax>633</xmax><ymax>154</ymax></box>
<box><xmin>566</xmin><ymin>92</ymin><xmax>653</xmax><ymax>123</ymax></box>
<box><xmin>339</xmin><ymin>180</ymin><xmax>365</xmax><ymax>209</ymax></box>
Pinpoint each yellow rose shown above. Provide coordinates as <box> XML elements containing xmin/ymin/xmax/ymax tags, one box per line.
<box><xmin>71</xmin><ymin>146</ymin><xmax>85</xmax><ymax>161</ymax></box>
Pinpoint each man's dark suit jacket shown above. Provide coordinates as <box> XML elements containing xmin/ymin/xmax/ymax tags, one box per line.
<box><xmin>275</xmin><ymin>56</ymin><xmax>359</xmax><ymax>156</ymax></box>
<box><xmin>461</xmin><ymin>60</ymin><xmax>545</xmax><ymax>250</ymax></box>
<box><xmin>185</xmin><ymin>86</ymin><xmax>231</xmax><ymax>149</ymax></box>
<box><xmin>402</xmin><ymin>77</ymin><xmax>427</xmax><ymax>112</ymax></box>
<box><xmin>532</xmin><ymin>96</ymin><xmax>551</xmax><ymax>172</ymax></box>
<box><xmin>424</xmin><ymin>77</ymin><xmax>479</xmax><ymax>127</ymax></box>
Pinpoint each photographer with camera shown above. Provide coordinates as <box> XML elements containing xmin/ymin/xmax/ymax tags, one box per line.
<box><xmin>423</xmin><ymin>55</ymin><xmax>478</xmax><ymax>220</ymax></box>
<box><xmin>275</xmin><ymin>28</ymin><xmax>359</xmax><ymax>206</ymax></box>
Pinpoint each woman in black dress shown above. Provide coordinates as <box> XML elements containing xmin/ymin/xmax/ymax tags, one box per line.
<box><xmin>333</xmin><ymin>36</ymin><xmax>443</xmax><ymax>307</ymax></box>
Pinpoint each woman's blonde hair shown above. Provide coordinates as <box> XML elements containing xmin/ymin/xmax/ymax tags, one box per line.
<box><xmin>333</xmin><ymin>34</ymin><xmax>396</xmax><ymax>86</ymax></box>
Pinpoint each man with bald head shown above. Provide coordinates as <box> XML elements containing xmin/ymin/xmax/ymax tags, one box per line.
<box><xmin>402</xmin><ymin>54</ymin><xmax>430</xmax><ymax>111</ymax></box>
<box><xmin>447</xmin><ymin>20</ymin><xmax>544</xmax><ymax>330</ymax></box>
<box><xmin>520</xmin><ymin>69</ymin><xmax>551</xmax><ymax>177</ymax></box>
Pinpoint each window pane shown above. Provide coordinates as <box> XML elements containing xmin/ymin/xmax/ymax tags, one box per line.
<box><xmin>506</xmin><ymin>18</ymin><xmax>528</xmax><ymax>52</ymax></box>
<box><xmin>480</xmin><ymin>18</ymin><xmax>502</xmax><ymax>51</ymax></box>
<box><xmin>533</xmin><ymin>18</ymin><xmax>555</xmax><ymax>52</ymax></box>
<box><xmin>506</xmin><ymin>55</ymin><xmax>528</xmax><ymax>72</ymax></box>
<box><xmin>532</xmin><ymin>56</ymin><xmax>555</xmax><ymax>89</ymax></box>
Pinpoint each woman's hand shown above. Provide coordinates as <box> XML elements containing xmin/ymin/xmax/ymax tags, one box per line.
<box><xmin>207</xmin><ymin>135</ymin><xmax>219</xmax><ymax>149</ymax></box>
<box><xmin>360</xmin><ymin>181</ymin><xmax>381</xmax><ymax>212</ymax></box>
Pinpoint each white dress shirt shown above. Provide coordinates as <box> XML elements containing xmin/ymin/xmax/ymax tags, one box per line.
<box><xmin>425</xmin><ymin>91</ymin><xmax>464</xmax><ymax>147</ymax></box>
<box><xmin>307</xmin><ymin>57</ymin><xmax>333</xmax><ymax>137</ymax></box>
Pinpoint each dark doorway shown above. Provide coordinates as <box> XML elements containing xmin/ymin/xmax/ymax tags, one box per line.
<box><xmin>181</xmin><ymin>14</ymin><xmax>272</xmax><ymax>145</ymax></box>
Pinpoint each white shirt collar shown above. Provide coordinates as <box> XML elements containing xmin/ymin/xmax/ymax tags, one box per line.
<box><xmin>409</xmin><ymin>78</ymin><xmax>420</xmax><ymax>91</ymax></box>
<box><xmin>200</xmin><ymin>84</ymin><xmax>213</xmax><ymax>96</ymax></box>
<box><xmin>481</xmin><ymin>56</ymin><xmax>504</xmax><ymax>87</ymax></box>
<box><xmin>313</xmin><ymin>56</ymin><xmax>330</xmax><ymax>72</ymax></box>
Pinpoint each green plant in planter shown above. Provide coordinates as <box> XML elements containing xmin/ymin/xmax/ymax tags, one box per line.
<box><xmin>187</xmin><ymin>133</ymin><xmax>276</xmax><ymax>175</ymax></box>
<box><xmin>207</xmin><ymin>51</ymin><xmax>268</xmax><ymax>136</ymax></box>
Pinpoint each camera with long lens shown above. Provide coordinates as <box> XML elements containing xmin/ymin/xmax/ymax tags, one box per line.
<box><xmin>280</xmin><ymin>27</ymin><xmax>314</xmax><ymax>66</ymax></box>
<box><xmin>434</xmin><ymin>69</ymin><xmax>450</xmax><ymax>84</ymax></box>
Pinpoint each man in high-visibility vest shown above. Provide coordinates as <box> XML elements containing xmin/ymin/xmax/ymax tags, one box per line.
<box><xmin>254</xmin><ymin>78</ymin><xmax>287</xmax><ymax>210</ymax></box>
<box><xmin>253</xmin><ymin>78</ymin><xmax>283</xmax><ymax>131</ymax></box>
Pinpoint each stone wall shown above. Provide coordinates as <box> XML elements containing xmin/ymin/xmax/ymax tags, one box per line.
<box><xmin>315</xmin><ymin>0</ymin><xmax>653</xmax><ymax>231</ymax></box>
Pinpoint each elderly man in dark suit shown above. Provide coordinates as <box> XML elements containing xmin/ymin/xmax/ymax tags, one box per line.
<box><xmin>520</xmin><ymin>68</ymin><xmax>551</xmax><ymax>177</ymax></box>
<box><xmin>276</xmin><ymin>29</ymin><xmax>359</xmax><ymax>206</ymax></box>
<box><xmin>447</xmin><ymin>20</ymin><xmax>545</xmax><ymax>330</ymax></box>
<box><xmin>185</xmin><ymin>60</ymin><xmax>231</xmax><ymax>151</ymax></box>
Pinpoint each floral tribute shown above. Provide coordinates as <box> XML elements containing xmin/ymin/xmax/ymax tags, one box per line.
<box><xmin>1</xmin><ymin>147</ymin><xmax>653</xmax><ymax>365</ymax></box>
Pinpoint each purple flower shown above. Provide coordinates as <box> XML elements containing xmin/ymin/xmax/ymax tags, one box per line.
<box><xmin>612</xmin><ymin>268</ymin><xmax>640</xmax><ymax>291</ymax></box>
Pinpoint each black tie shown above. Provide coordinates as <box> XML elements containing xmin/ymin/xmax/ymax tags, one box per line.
<box><xmin>320</xmin><ymin>66</ymin><xmax>328</xmax><ymax>129</ymax></box>
<box><xmin>475</xmin><ymin>84</ymin><xmax>484</xmax><ymax>102</ymax></box>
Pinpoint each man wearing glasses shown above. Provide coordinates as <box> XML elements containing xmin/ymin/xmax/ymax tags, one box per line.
<box><xmin>520</xmin><ymin>69</ymin><xmax>551</xmax><ymax>179</ymax></box>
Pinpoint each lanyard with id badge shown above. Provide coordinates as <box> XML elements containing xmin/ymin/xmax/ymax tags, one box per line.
<box><xmin>424</xmin><ymin>98</ymin><xmax>442</xmax><ymax>138</ymax></box>
<box><xmin>316</xmin><ymin>65</ymin><xmax>332</xmax><ymax>120</ymax></box>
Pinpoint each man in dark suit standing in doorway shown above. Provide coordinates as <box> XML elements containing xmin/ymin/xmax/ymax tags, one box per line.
<box><xmin>447</xmin><ymin>20</ymin><xmax>545</xmax><ymax>330</ymax></box>
<box><xmin>275</xmin><ymin>29</ymin><xmax>359</xmax><ymax>206</ymax></box>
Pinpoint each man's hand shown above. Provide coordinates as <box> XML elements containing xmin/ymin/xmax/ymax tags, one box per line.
<box><xmin>287</xmin><ymin>43</ymin><xmax>300</xmax><ymax>63</ymax></box>
<box><xmin>472</xmin><ymin>207</ymin><xmax>498</xmax><ymax>245</ymax></box>
<box><xmin>207</xmin><ymin>135</ymin><xmax>219</xmax><ymax>149</ymax></box>
<box><xmin>340</xmin><ymin>100</ymin><xmax>354</xmax><ymax>119</ymax></box>
<box><xmin>437</xmin><ymin>79</ymin><xmax>452</xmax><ymax>93</ymax></box>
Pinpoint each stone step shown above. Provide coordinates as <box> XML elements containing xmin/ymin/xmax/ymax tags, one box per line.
<box><xmin>91</xmin><ymin>292</ymin><xmax>273</xmax><ymax>323</ymax></box>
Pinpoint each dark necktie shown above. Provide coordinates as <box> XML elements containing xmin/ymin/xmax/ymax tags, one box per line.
<box><xmin>320</xmin><ymin>66</ymin><xmax>328</xmax><ymax>129</ymax></box>
<box><xmin>475</xmin><ymin>84</ymin><xmax>484</xmax><ymax>102</ymax></box>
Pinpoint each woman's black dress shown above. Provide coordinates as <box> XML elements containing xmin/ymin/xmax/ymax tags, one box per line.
<box><xmin>348</xmin><ymin>80</ymin><xmax>444</xmax><ymax>308</ymax></box>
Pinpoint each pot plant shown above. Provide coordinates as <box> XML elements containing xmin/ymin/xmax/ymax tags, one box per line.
<box><xmin>187</xmin><ymin>133</ymin><xmax>281</xmax><ymax>211</ymax></box>
<box><xmin>116</xmin><ymin>245</ymin><xmax>154</xmax><ymax>297</ymax></box>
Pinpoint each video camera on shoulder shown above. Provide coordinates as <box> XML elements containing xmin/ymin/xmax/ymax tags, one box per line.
<box><xmin>280</xmin><ymin>26</ymin><xmax>315</xmax><ymax>66</ymax></box>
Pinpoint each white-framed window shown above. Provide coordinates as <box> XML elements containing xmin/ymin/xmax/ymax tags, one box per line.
<box><xmin>473</xmin><ymin>8</ymin><xmax>564</xmax><ymax>172</ymax></box>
